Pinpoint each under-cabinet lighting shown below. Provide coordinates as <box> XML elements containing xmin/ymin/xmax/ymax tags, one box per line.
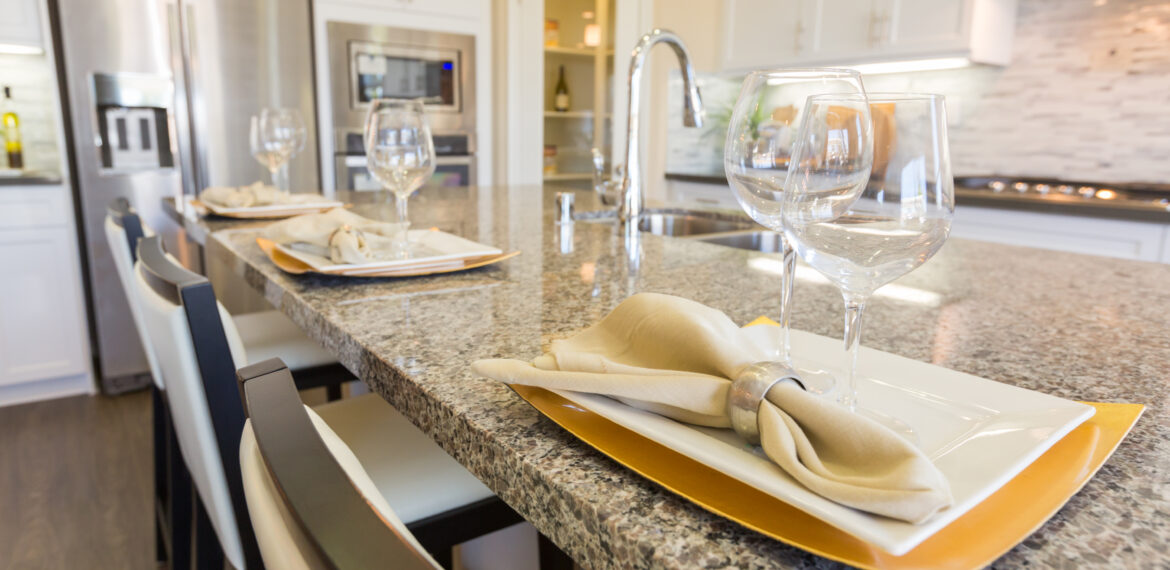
<box><xmin>0</xmin><ymin>43</ymin><xmax>44</xmax><ymax>55</ymax></box>
<box><xmin>848</xmin><ymin>57</ymin><xmax>971</xmax><ymax>75</ymax></box>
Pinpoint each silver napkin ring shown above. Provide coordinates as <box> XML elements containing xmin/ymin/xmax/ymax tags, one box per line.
<box><xmin>727</xmin><ymin>362</ymin><xmax>805</xmax><ymax>445</ymax></box>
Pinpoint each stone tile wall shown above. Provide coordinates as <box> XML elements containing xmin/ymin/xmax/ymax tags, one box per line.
<box><xmin>667</xmin><ymin>0</ymin><xmax>1170</xmax><ymax>184</ymax></box>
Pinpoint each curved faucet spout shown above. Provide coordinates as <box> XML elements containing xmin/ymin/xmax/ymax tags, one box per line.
<box><xmin>619</xmin><ymin>29</ymin><xmax>705</xmax><ymax>224</ymax></box>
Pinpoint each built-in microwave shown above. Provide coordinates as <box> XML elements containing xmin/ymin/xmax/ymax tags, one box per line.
<box><xmin>327</xmin><ymin>22</ymin><xmax>477</xmax><ymax>189</ymax></box>
<box><xmin>327</xmin><ymin>22</ymin><xmax>476</xmax><ymax>148</ymax></box>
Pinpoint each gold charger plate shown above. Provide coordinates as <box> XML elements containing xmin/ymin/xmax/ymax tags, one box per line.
<box><xmin>256</xmin><ymin>237</ymin><xmax>520</xmax><ymax>278</ymax></box>
<box><xmin>510</xmin><ymin>386</ymin><xmax>1142</xmax><ymax>569</ymax></box>
<box><xmin>190</xmin><ymin>199</ymin><xmax>345</xmax><ymax>219</ymax></box>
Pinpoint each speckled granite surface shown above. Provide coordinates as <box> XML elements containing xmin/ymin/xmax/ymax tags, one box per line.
<box><xmin>198</xmin><ymin>186</ymin><xmax>1169</xmax><ymax>569</ymax></box>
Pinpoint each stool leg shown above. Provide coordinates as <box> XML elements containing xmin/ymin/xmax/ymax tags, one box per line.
<box><xmin>152</xmin><ymin>387</ymin><xmax>168</xmax><ymax>565</ymax></box>
<box><xmin>538</xmin><ymin>533</ymin><xmax>574</xmax><ymax>570</ymax></box>
<box><xmin>168</xmin><ymin>414</ymin><xmax>194</xmax><ymax>570</ymax></box>
<box><xmin>194</xmin><ymin>496</ymin><xmax>225</xmax><ymax>570</ymax></box>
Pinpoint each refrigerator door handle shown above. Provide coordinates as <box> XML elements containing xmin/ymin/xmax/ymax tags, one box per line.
<box><xmin>168</xmin><ymin>0</ymin><xmax>204</xmax><ymax>196</ymax></box>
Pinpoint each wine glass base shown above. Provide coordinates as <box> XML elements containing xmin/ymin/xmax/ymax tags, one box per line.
<box><xmin>855</xmin><ymin>407</ymin><xmax>919</xmax><ymax>445</ymax></box>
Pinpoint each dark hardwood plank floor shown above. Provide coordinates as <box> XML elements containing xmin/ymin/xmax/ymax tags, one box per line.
<box><xmin>0</xmin><ymin>391</ymin><xmax>153</xmax><ymax>570</ymax></box>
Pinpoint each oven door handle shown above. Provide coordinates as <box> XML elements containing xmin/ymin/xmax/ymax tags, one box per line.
<box><xmin>342</xmin><ymin>155</ymin><xmax>472</xmax><ymax>167</ymax></box>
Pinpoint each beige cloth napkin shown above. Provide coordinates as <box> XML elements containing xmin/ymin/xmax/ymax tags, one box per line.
<box><xmin>472</xmin><ymin>293</ymin><xmax>953</xmax><ymax>524</ymax></box>
<box><xmin>262</xmin><ymin>208</ymin><xmax>406</xmax><ymax>264</ymax></box>
<box><xmin>200</xmin><ymin>181</ymin><xmax>325</xmax><ymax>208</ymax></box>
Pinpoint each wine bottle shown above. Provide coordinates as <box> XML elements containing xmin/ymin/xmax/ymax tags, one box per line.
<box><xmin>554</xmin><ymin>66</ymin><xmax>570</xmax><ymax>112</ymax></box>
<box><xmin>2</xmin><ymin>87</ymin><xmax>22</xmax><ymax>169</ymax></box>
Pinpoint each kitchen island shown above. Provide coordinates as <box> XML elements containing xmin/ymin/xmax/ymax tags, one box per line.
<box><xmin>189</xmin><ymin>185</ymin><xmax>1168</xmax><ymax>568</ymax></box>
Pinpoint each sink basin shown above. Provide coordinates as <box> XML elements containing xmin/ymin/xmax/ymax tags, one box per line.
<box><xmin>574</xmin><ymin>209</ymin><xmax>757</xmax><ymax>237</ymax></box>
<box><xmin>697</xmin><ymin>231</ymin><xmax>785</xmax><ymax>253</ymax></box>
<box><xmin>638</xmin><ymin>212</ymin><xmax>756</xmax><ymax>236</ymax></box>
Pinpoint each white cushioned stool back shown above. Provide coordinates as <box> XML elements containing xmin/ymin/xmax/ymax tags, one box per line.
<box><xmin>103</xmin><ymin>215</ymin><xmax>163</xmax><ymax>388</ymax></box>
<box><xmin>132</xmin><ymin>256</ymin><xmax>248</xmax><ymax>569</ymax></box>
<box><xmin>240</xmin><ymin>408</ymin><xmax>439</xmax><ymax>570</ymax></box>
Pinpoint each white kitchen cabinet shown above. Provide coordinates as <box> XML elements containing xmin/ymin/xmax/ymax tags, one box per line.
<box><xmin>881</xmin><ymin>0</ymin><xmax>968</xmax><ymax>52</ymax></box>
<box><xmin>719</xmin><ymin>0</ymin><xmax>1015</xmax><ymax>71</ymax></box>
<box><xmin>0</xmin><ymin>0</ymin><xmax>43</xmax><ymax>50</ymax></box>
<box><xmin>0</xmin><ymin>184</ymin><xmax>94</xmax><ymax>406</ymax></box>
<box><xmin>721</xmin><ymin>0</ymin><xmax>804</xmax><ymax>71</ymax></box>
<box><xmin>951</xmin><ymin>205</ymin><xmax>1169</xmax><ymax>263</ymax></box>
<box><xmin>799</xmin><ymin>0</ymin><xmax>879</xmax><ymax>60</ymax></box>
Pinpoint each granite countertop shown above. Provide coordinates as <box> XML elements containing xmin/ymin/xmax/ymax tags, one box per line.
<box><xmin>197</xmin><ymin>185</ymin><xmax>1168</xmax><ymax>568</ymax></box>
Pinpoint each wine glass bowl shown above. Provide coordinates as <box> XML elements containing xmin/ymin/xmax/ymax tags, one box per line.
<box><xmin>723</xmin><ymin>68</ymin><xmax>870</xmax><ymax>373</ymax></box>
<box><xmin>250</xmin><ymin>108</ymin><xmax>306</xmax><ymax>191</ymax></box>
<box><xmin>783</xmin><ymin>92</ymin><xmax>954</xmax><ymax>421</ymax></box>
<box><xmin>363</xmin><ymin>98</ymin><xmax>436</xmax><ymax>259</ymax></box>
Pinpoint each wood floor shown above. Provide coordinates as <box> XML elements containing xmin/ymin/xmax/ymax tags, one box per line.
<box><xmin>0</xmin><ymin>391</ymin><xmax>154</xmax><ymax>570</ymax></box>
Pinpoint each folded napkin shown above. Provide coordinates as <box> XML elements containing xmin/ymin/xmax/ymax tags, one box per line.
<box><xmin>200</xmin><ymin>181</ymin><xmax>325</xmax><ymax>208</ymax></box>
<box><xmin>262</xmin><ymin>208</ymin><xmax>406</xmax><ymax>264</ymax></box>
<box><xmin>472</xmin><ymin>293</ymin><xmax>953</xmax><ymax>524</ymax></box>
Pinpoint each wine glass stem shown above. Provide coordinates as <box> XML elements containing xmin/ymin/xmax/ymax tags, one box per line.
<box><xmin>277</xmin><ymin>162</ymin><xmax>290</xmax><ymax>192</ymax></box>
<box><xmin>394</xmin><ymin>193</ymin><xmax>410</xmax><ymax>258</ymax></box>
<box><xmin>778</xmin><ymin>240</ymin><xmax>796</xmax><ymax>364</ymax></box>
<box><xmin>840</xmin><ymin>296</ymin><xmax>867</xmax><ymax>412</ymax></box>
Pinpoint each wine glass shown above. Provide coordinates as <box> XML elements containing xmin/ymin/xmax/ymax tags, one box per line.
<box><xmin>261</xmin><ymin>108</ymin><xmax>307</xmax><ymax>192</ymax></box>
<box><xmin>724</xmin><ymin>68</ymin><xmax>870</xmax><ymax>382</ymax></box>
<box><xmin>783</xmin><ymin>93</ymin><xmax>954</xmax><ymax>430</ymax></box>
<box><xmin>250</xmin><ymin>113</ymin><xmax>289</xmax><ymax>189</ymax></box>
<box><xmin>364</xmin><ymin>98</ymin><xmax>436</xmax><ymax>259</ymax></box>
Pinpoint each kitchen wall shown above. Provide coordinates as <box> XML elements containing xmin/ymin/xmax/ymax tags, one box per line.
<box><xmin>664</xmin><ymin>0</ymin><xmax>1170</xmax><ymax>185</ymax></box>
<box><xmin>0</xmin><ymin>54</ymin><xmax>62</xmax><ymax>175</ymax></box>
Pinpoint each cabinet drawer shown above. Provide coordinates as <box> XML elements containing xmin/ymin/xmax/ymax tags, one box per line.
<box><xmin>0</xmin><ymin>185</ymin><xmax>70</xmax><ymax>229</ymax></box>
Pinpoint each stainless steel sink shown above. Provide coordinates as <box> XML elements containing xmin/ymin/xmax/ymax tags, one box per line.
<box><xmin>574</xmin><ymin>209</ymin><xmax>757</xmax><ymax>237</ymax></box>
<box><xmin>637</xmin><ymin>212</ymin><xmax>756</xmax><ymax>236</ymax></box>
<box><xmin>697</xmin><ymin>231</ymin><xmax>785</xmax><ymax>253</ymax></box>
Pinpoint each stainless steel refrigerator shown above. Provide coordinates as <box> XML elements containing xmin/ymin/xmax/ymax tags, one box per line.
<box><xmin>51</xmin><ymin>0</ymin><xmax>319</xmax><ymax>392</ymax></box>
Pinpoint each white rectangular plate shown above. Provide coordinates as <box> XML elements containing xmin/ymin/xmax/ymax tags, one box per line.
<box><xmin>275</xmin><ymin>229</ymin><xmax>502</xmax><ymax>272</ymax></box>
<box><xmin>552</xmin><ymin>328</ymin><xmax>1094</xmax><ymax>556</ymax></box>
<box><xmin>194</xmin><ymin>196</ymin><xmax>344</xmax><ymax>215</ymax></box>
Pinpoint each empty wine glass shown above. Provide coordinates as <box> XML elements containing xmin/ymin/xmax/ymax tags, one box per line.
<box><xmin>724</xmin><ymin>68</ymin><xmax>870</xmax><ymax>383</ymax></box>
<box><xmin>364</xmin><ymin>98</ymin><xmax>435</xmax><ymax>259</ymax></box>
<box><xmin>783</xmin><ymin>93</ymin><xmax>954</xmax><ymax>430</ymax></box>
<box><xmin>266</xmin><ymin>109</ymin><xmax>307</xmax><ymax>191</ymax></box>
<box><xmin>250</xmin><ymin>113</ymin><xmax>288</xmax><ymax>188</ymax></box>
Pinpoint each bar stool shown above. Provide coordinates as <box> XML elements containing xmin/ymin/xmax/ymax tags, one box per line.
<box><xmin>238</xmin><ymin>358</ymin><xmax>441</xmax><ymax>569</ymax></box>
<box><xmin>103</xmin><ymin>199</ymin><xmax>352</xmax><ymax>567</ymax></box>
<box><xmin>131</xmin><ymin>235</ymin><xmax>537</xmax><ymax>569</ymax></box>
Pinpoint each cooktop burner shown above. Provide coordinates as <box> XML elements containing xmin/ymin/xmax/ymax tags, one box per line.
<box><xmin>954</xmin><ymin>176</ymin><xmax>1170</xmax><ymax>220</ymax></box>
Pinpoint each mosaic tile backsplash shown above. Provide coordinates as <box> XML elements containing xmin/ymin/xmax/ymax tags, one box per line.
<box><xmin>667</xmin><ymin>0</ymin><xmax>1170</xmax><ymax>185</ymax></box>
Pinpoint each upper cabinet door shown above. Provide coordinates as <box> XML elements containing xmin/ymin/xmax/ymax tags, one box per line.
<box><xmin>0</xmin><ymin>0</ymin><xmax>43</xmax><ymax>50</ymax></box>
<box><xmin>800</xmin><ymin>0</ymin><xmax>878</xmax><ymax>60</ymax></box>
<box><xmin>722</xmin><ymin>0</ymin><xmax>804</xmax><ymax>71</ymax></box>
<box><xmin>881</xmin><ymin>0</ymin><xmax>969</xmax><ymax>52</ymax></box>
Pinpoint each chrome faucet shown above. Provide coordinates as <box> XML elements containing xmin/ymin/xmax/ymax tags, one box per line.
<box><xmin>616</xmin><ymin>29</ymin><xmax>704</xmax><ymax>225</ymax></box>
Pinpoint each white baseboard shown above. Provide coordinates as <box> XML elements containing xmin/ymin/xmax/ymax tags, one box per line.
<box><xmin>0</xmin><ymin>373</ymin><xmax>96</xmax><ymax>408</ymax></box>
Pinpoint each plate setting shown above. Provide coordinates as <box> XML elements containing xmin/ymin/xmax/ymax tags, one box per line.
<box><xmin>510</xmin><ymin>325</ymin><xmax>1143</xmax><ymax>567</ymax></box>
